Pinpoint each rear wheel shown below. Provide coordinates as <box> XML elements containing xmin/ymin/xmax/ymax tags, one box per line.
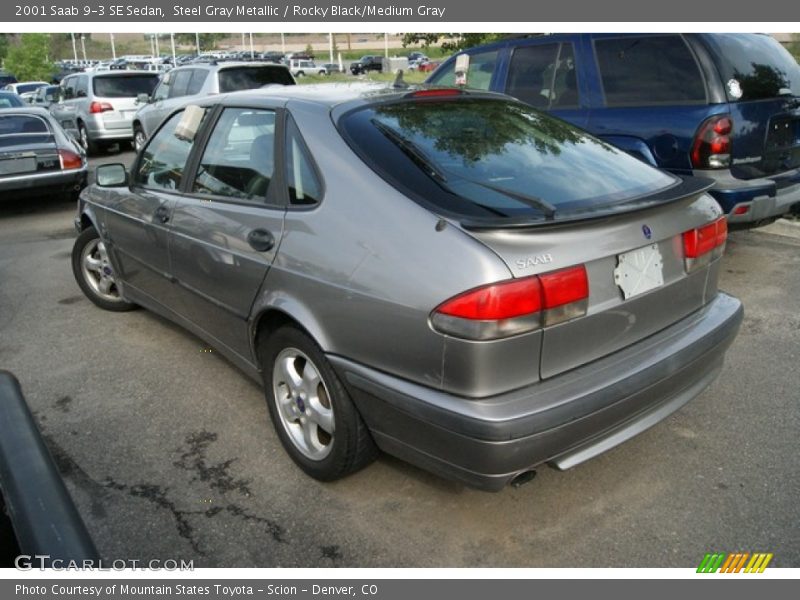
<box><xmin>77</xmin><ymin>122</ymin><xmax>98</xmax><ymax>156</ymax></box>
<box><xmin>261</xmin><ymin>325</ymin><xmax>377</xmax><ymax>481</ymax></box>
<box><xmin>71</xmin><ymin>226</ymin><xmax>136</xmax><ymax>312</ymax></box>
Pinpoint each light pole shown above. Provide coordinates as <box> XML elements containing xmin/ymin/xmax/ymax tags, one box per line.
<box><xmin>70</xmin><ymin>33</ymin><xmax>78</xmax><ymax>62</ymax></box>
<box><xmin>329</xmin><ymin>33</ymin><xmax>334</xmax><ymax>63</ymax></box>
<box><xmin>109</xmin><ymin>33</ymin><xmax>116</xmax><ymax>60</ymax></box>
<box><xmin>170</xmin><ymin>33</ymin><xmax>176</xmax><ymax>66</ymax></box>
<box><xmin>80</xmin><ymin>34</ymin><xmax>87</xmax><ymax>62</ymax></box>
<box><xmin>249</xmin><ymin>33</ymin><xmax>254</xmax><ymax>59</ymax></box>
<box><xmin>195</xmin><ymin>32</ymin><xmax>201</xmax><ymax>56</ymax></box>
<box><xmin>154</xmin><ymin>34</ymin><xmax>160</xmax><ymax>58</ymax></box>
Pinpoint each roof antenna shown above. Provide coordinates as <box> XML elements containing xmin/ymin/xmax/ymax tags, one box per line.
<box><xmin>393</xmin><ymin>69</ymin><xmax>409</xmax><ymax>89</ymax></box>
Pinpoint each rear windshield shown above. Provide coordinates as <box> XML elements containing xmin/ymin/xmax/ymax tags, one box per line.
<box><xmin>339</xmin><ymin>98</ymin><xmax>676</xmax><ymax>221</ymax></box>
<box><xmin>0</xmin><ymin>114</ymin><xmax>52</xmax><ymax>147</ymax></box>
<box><xmin>93</xmin><ymin>75</ymin><xmax>158</xmax><ymax>98</ymax></box>
<box><xmin>217</xmin><ymin>67</ymin><xmax>295</xmax><ymax>92</ymax></box>
<box><xmin>16</xmin><ymin>83</ymin><xmax>45</xmax><ymax>95</ymax></box>
<box><xmin>703</xmin><ymin>34</ymin><xmax>800</xmax><ymax>101</ymax></box>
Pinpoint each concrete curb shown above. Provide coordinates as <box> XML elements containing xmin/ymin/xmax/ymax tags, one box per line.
<box><xmin>760</xmin><ymin>218</ymin><xmax>800</xmax><ymax>240</ymax></box>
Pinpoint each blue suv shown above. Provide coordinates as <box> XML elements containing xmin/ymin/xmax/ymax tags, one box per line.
<box><xmin>427</xmin><ymin>33</ymin><xmax>800</xmax><ymax>225</ymax></box>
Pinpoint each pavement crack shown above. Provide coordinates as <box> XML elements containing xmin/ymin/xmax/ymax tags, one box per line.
<box><xmin>173</xmin><ymin>430</ymin><xmax>253</xmax><ymax>497</ymax></box>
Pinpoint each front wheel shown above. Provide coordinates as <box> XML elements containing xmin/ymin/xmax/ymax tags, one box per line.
<box><xmin>71</xmin><ymin>227</ymin><xmax>136</xmax><ymax>312</ymax></box>
<box><xmin>261</xmin><ymin>325</ymin><xmax>377</xmax><ymax>481</ymax></box>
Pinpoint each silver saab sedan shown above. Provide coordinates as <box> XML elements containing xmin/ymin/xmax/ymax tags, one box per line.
<box><xmin>71</xmin><ymin>83</ymin><xmax>743</xmax><ymax>491</ymax></box>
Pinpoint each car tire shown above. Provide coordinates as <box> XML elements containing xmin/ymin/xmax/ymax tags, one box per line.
<box><xmin>296</xmin><ymin>71</ymin><xmax>305</xmax><ymax>77</ymax></box>
<box><xmin>261</xmin><ymin>325</ymin><xmax>377</xmax><ymax>481</ymax></box>
<box><xmin>77</xmin><ymin>122</ymin><xmax>98</xmax><ymax>156</ymax></box>
<box><xmin>133</xmin><ymin>125</ymin><xmax>146</xmax><ymax>153</ymax></box>
<box><xmin>71</xmin><ymin>226</ymin><xmax>136</xmax><ymax>312</ymax></box>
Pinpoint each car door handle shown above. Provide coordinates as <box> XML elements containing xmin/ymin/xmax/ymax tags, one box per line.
<box><xmin>247</xmin><ymin>229</ymin><xmax>275</xmax><ymax>252</ymax></box>
<box><xmin>154</xmin><ymin>205</ymin><xmax>170</xmax><ymax>224</ymax></box>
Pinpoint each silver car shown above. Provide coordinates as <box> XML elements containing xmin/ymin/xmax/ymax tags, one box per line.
<box><xmin>71</xmin><ymin>84</ymin><xmax>743</xmax><ymax>491</ymax></box>
<box><xmin>52</xmin><ymin>71</ymin><xmax>159</xmax><ymax>155</ymax></box>
<box><xmin>132</xmin><ymin>62</ymin><xmax>295</xmax><ymax>152</ymax></box>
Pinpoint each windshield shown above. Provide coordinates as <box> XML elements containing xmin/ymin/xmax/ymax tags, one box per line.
<box><xmin>0</xmin><ymin>114</ymin><xmax>52</xmax><ymax>147</ymax></box>
<box><xmin>218</xmin><ymin>67</ymin><xmax>295</xmax><ymax>92</ymax></box>
<box><xmin>339</xmin><ymin>97</ymin><xmax>677</xmax><ymax>221</ymax></box>
<box><xmin>0</xmin><ymin>93</ymin><xmax>24</xmax><ymax>108</ymax></box>
<box><xmin>93</xmin><ymin>75</ymin><xmax>158</xmax><ymax>98</ymax></box>
<box><xmin>702</xmin><ymin>34</ymin><xmax>800</xmax><ymax>101</ymax></box>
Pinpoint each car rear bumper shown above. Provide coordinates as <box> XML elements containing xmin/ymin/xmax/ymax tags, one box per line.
<box><xmin>330</xmin><ymin>292</ymin><xmax>743</xmax><ymax>491</ymax></box>
<box><xmin>0</xmin><ymin>168</ymin><xmax>87</xmax><ymax>197</ymax></box>
<box><xmin>695</xmin><ymin>167</ymin><xmax>800</xmax><ymax>223</ymax></box>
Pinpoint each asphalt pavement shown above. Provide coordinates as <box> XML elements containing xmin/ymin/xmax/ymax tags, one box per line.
<box><xmin>0</xmin><ymin>149</ymin><xmax>798</xmax><ymax>567</ymax></box>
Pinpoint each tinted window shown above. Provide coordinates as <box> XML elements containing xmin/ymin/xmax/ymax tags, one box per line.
<box><xmin>93</xmin><ymin>75</ymin><xmax>158</xmax><ymax>98</ymax></box>
<box><xmin>151</xmin><ymin>79</ymin><xmax>170</xmax><ymax>101</ymax></box>
<box><xmin>187</xmin><ymin>70</ymin><xmax>208</xmax><ymax>95</ymax></box>
<box><xmin>134</xmin><ymin>110</ymin><xmax>198</xmax><ymax>191</ymax></box>
<box><xmin>340</xmin><ymin>99</ymin><xmax>676</xmax><ymax>220</ymax></box>
<box><xmin>506</xmin><ymin>43</ymin><xmax>579</xmax><ymax>109</ymax></box>
<box><xmin>429</xmin><ymin>50</ymin><xmax>498</xmax><ymax>90</ymax></box>
<box><xmin>169</xmin><ymin>69</ymin><xmax>192</xmax><ymax>98</ymax></box>
<box><xmin>595</xmin><ymin>36</ymin><xmax>706</xmax><ymax>105</ymax></box>
<box><xmin>701</xmin><ymin>34</ymin><xmax>800</xmax><ymax>100</ymax></box>
<box><xmin>75</xmin><ymin>76</ymin><xmax>88</xmax><ymax>97</ymax></box>
<box><xmin>62</xmin><ymin>77</ymin><xmax>76</xmax><ymax>99</ymax></box>
<box><xmin>285</xmin><ymin>117</ymin><xmax>322</xmax><ymax>206</ymax></box>
<box><xmin>0</xmin><ymin>93</ymin><xmax>24</xmax><ymax>108</ymax></box>
<box><xmin>16</xmin><ymin>83</ymin><xmax>45</xmax><ymax>95</ymax></box>
<box><xmin>217</xmin><ymin>67</ymin><xmax>294</xmax><ymax>93</ymax></box>
<box><xmin>192</xmin><ymin>108</ymin><xmax>276</xmax><ymax>202</ymax></box>
<box><xmin>0</xmin><ymin>114</ymin><xmax>51</xmax><ymax>147</ymax></box>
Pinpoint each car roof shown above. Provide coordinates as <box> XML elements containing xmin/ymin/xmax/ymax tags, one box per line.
<box><xmin>0</xmin><ymin>106</ymin><xmax>52</xmax><ymax>116</ymax></box>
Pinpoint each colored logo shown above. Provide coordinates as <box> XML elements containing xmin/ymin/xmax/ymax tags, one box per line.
<box><xmin>642</xmin><ymin>224</ymin><xmax>652</xmax><ymax>240</ymax></box>
<box><xmin>697</xmin><ymin>552</ymin><xmax>773</xmax><ymax>573</ymax></box>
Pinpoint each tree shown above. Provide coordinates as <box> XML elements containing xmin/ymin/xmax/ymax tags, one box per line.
<box><xmin>4</xmin><ymin>33</ymin><xmax>55</xmax><ymax>82</ymax></box>
<box><xmin>0</xmin><ymin>34</ymin><xmax>10</xmax><ymax>65</ymax></box>
<box><xmin>175</xmin><ymin>33</ymin><xmax>224</xmax><ymax>51</ymax></box>
<box><xmin>401</xmin><ymin>33</ymin><xmax>507</xmax><ymax>52</ymax></box>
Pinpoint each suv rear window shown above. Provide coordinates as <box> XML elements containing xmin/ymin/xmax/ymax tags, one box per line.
<box><xmin>93</xmin><ymin>75</ymin><xmax>158</xmax><ymax>98</ymax></box>
<box><xmin>701</xmin><ymin>34</ymin><xmax>800</xmax><ymax>101</ymax></box>
<box><xmin>340</xmin><ymin>97</ymin><xmax>676</xmax><ymax>221</ymax></box>
<box><xmin>595</xmin><ymin>35</ymin><xmax>706</xmax><ymax>106</ymax></box>
<box><xmin>217</xmin><ymin>67</ymin><xmax>294</xmax><ymax>92</ymax></box>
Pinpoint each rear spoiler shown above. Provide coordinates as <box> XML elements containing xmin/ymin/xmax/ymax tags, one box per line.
<box><xmin>0</xmin><ymin>371</ymin><xmax>98</xmax><ymax>566</ymax></box>
<box><xmin>460</xmin><ymin>176</ymin><xmax>716</xmax><ymax>231</ymax></box>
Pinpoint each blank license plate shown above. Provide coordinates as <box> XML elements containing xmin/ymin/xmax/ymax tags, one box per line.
<box><xmin>0</xmin><ymin>156</ymin><xmax>37</xmax><ymax>175</ymax></box>
<box><xmin>613</xmin><ymin>243</ymin><xmax>664</xmax><ymax>300</ymax></box>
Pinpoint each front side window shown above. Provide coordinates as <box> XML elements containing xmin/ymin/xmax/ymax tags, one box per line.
<box><xmin>505</xmin><ymin>43</ymin><xmax>579</xmax><ymax>109</ymax></box>
<box><xmin>151</xmin><ymin>78</ymin><xmax>170</xmax><ymax>101</ymax></box>
<box><xmin>187</xmin><ymin>70</ymin><xmax>208</xmax><ymax>95</ymax></box>
<box><xmin>75</xmin><ymin>76</ymin><xmax>88</xmax><ymax>97</ymax></box>
<box><xmin>169</xmin><ymin>69</ymin><xmax>193</xmax><ymax>98</ymax></box>
<box><xmin>428</xmin><ymin>50</ymin><xmax>498</xmax><ymax>91</ymax></box>
<box><xmin>191</xmin><ymin>108</ymin><xmax>276</xmax><ymax>202</ymax></box>
<box><xmin>134</xmin><ymin>110</ymin><xmax>199</xmax><ymax>191</ymax></box>
<box><xmin>285</xmin><ymin>117</ymin><xmax>322</xmax><ymax>206</ymax></box>
<box><xmin>595</xmin><ymin>35</ymin><xmax>706</xmax><ymax>106</ymax></box>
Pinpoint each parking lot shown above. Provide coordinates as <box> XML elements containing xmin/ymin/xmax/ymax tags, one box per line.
<box><xmin>1</xmin><ymin>147</ymin><xmax>799</xmax><ymax>567</ymax></box>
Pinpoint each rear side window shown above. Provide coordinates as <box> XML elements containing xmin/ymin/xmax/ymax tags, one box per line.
<box><xmin>428</xmin><ymin>50</ymin><xmax>498</xmax><ymax>90</ymax></box>
<box><xmin>217</xmin><ymin>67</ymin><xmax>294</xmax><ymax>93</ymax></box>
<box><xmin>506</xmin><ymin>43</ymin><xmax>579</xmax><ymax>109</ymax></box>
<box><xmin>285</xmin><ymin>117</ymin><xmax>322</xmax><ymax>206</ymax></box>
<box><xmin>187</xmin><ymin>70</ymin><xmax>208</xmax><ymax>95</ymax></box>
<box><xmin>134</xmin><ymin>110</ymin><xmax>198</xmax><ymax>191</ymax></box>
<box><xmin>192</xmin><ymin>108</ymin><xmax>276</xmax><ymax>202</ymax></box>
<box><xmin>93</xmin><ymin>75</ymin><xmax>158</xmax><ymax>98</ymax></box>
<box><xmin>339</xmin><ymin>98</ymin><xmax>676</xmax><ymax>221</ymax></box>
<box><xmin>701</xmin><ymin>34</ymin><xmax>800</xmax><ymax>100</ymax></box>
<box><xmin>595</xmin><ymin>35</ymin><xmax>706</xmax><ymax>106</ymax></box>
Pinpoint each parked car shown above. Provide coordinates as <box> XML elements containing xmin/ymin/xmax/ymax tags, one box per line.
<box><xmin>289</xmin><ymin>59</ymin><xmax>327</xmax><ymax>77</ymax></box>
<box><xmin>52</xmin><ymin>70</ymin><xmax>159</xmax><ymax>155</ymax></box>
<box><xmin>0</xmin><ymin>71</ymin><xmax>17</xmax><ymax>88</ymax></box>
<box><xmin>427</xmin><ymin>33</ymin><xmax>800</xmax><ymax>226</ymax></box>
<box><xmin>350</xmin><ymin>56</ymin><xmax>383</xmax><ymax>75</ymax></box>
<box><xmin>0</xmin><ymin>91</ymin><xmax>25</xmax><ymax>109</ymax></box>
<box><xmin>3</xmin><ymin>81</ymin><xmax>49</xmax><ymax>103</ymax></box>
<box><xmin>0</xmin><ymin>107</ymin><xmax>87</xmax><ymax>201</ymax></box>
<box><xmin>31</xmin><ymin>85</ymin><xmax>62</xmax><ymax>109</ymax></box>
<box><xmin>132</xmin><ymin>62</ymin><xmax>295</xmax><ymax>151</ymax></box>
<box><xmin>322</xmin><ymin>63</ymin><xmax>343</xmax><ymax>74</ymax></box>
<box><xmin>72</xmin><ymin>84</ymin><xmax>742</xmax><ymax>491</ymax></box>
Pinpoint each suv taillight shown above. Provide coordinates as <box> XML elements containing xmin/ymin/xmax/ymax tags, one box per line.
<box><xmin>431</xmin><ymin>265</ymin><xmax>589</xmax><ymax>340</ymax></box>
<box><xmin>682</xmin><ymin>216</ymin><xmax>727</xmax><ymax>272</ymax></box>
<box><xmin>691</xmin><ymin>115</ymin><xmax>732</xmax><ymax>169</ymax></box>
<box><xmin>89</xmin><ymin>101</ymin><xmax>113</xmax><ymax>114</ymax></box>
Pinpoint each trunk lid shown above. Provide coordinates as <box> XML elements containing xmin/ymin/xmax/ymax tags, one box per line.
<box><xmin>0</xmin><ymin>114</ymin><xmax>60</xmax><ymax>177</ymax></box>
<box><xmin>464</xmin><ymin>182</ymin><xmax>722</xmax><ymax>379</ymax></box>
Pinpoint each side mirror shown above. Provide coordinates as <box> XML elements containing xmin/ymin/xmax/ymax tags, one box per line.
<box><xmin>96</xmin><ymin>164</ymin><xmax>128</xmax><ymax>187</ymax></box>
<box><xmin>137</xmin><ymin>93</ymin><xmax>150</xmax><ymax>104</ymax></box>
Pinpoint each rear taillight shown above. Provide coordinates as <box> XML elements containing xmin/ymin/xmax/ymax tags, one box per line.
<box><xmin>89</xmin><ymin>101</ymin><xmax>113</xmax><ymax>114</ymax></box>
<box><xmin>691</xmin><ymin>115</ymin><xmax>732</xmax><ymax>169</ymax></box>
<box><xmin>58</xmin><ymin>149</ymin><xmax>83</xmax><ymax>170</ymax></box>
<box><xmin>682</xmin><ymin>216</ymin><xmax>727</xmax><ymax>271</ymax></box>
<box><xmin>431</xmin><ymin>265</ymin><xmax>588</xmax><ymax>340</ymax></box>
